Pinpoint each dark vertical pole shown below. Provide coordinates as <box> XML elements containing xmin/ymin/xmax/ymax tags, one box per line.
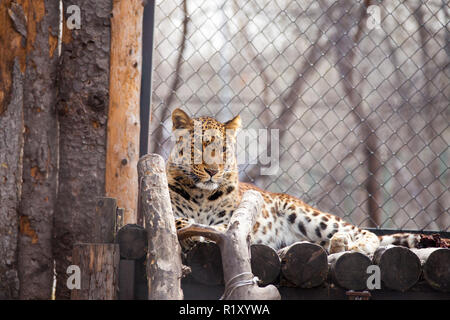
<box><xmin>139</xmin><ymin>0</ymin><xmax>156</xmax><ymax>157</ymax></box>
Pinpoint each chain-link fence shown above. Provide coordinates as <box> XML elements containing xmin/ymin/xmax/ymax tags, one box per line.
<box><xmin>148</xmin><ymin>0</ymin><xmax>449</xmax><ymax>232</ymax></box>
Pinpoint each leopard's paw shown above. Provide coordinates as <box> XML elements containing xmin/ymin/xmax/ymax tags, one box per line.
<box><xmin>329</xmin><ymin>232</ymin><xmax>351</xmax><ymax>254</ymax></box>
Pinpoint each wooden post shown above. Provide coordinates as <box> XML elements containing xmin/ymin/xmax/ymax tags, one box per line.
<box><xmin>105</xmin><ymin>0</ymin><xmax>144</xmax><ymax>225</ymax></box>
<box><xmin>373</xmin><ymin>245</ymin><xmax>421</xmax><ymax>292</ymax></box>
<box><xmin>178</xmin><ymin>190</ymin><xmax>280</xmax><ymax>300</ymax></box>
<box><xmin>278</xmin><ymin>242</ymin><xmax>328</xmax><ymax>288</ymax></box>
<box><xmin>251</xmin><ymin>244</ymin><xmax>281</xmax><ymax>286</ymax></box>
<box><xmin>93</xmin><ymin>198</ymin><xmax>117</xmax><ymax>244</ymax></box>
<box><xmin>186</xmin><ymin>242</ymin><xmax>224</xmax><ymax>285</ymax></box>
<box><xmin>138</xmin><ymin>154</ymin><xmax>183</xmax><ymax>300</ymax></box>
<box><xmin>55</xmin><ymin>0</ymin><xmax>113</xmax><ymax>299</ymax></box>
<box><xmin>71</xmin><ymin>244</ymin><xmax>120</xmax><ymax>300</ymax></box>
<box><xmin>411</xmin><ymin>248</ymin><xmax>450</xmax><ymax>293</ymax></box>
<box><xmin>0</xmin><ymin>58</ymin><xmax>23</xmax><ymax>299</ymax></box>
<box><xmin>328</xmin><ymin>251</ymin><xmax>371</xmax><ymax>290</ymax></box>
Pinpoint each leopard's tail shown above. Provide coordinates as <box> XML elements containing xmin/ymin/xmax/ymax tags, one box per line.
<box><xmin>378</xmin><ymin>233</ymin><xmax>450</xmax><ymax>249</ymax></box>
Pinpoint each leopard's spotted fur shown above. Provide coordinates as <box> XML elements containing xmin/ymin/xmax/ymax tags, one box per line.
<box><xmin>167</xmin><ymin>108</ymin><xmax>420</xmax><ymax>256</ymax></box>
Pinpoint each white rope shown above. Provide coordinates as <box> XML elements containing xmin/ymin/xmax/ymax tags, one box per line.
<box><xmin>219</xmin><ymin>271</ymin><xmax>260</xmax><ymax>300</ymax></box>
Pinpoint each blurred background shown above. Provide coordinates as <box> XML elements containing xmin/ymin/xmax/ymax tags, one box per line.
<box><xmin>147</xmin><ymin>0</ymin><xmax>449</xmax><ymax>231</ymax></box>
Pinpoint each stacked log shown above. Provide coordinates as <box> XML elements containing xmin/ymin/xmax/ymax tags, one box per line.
<box><xmin>372</xmin><ymin>245</ymin><xmax>422</xmax><ymax>292</ymax></box>
<box><xmin>278</xmin><ymin>242</ymin><xmax>328</xmax><ymax>288</ymax></box>
<box><xmin>411</xmin><ymin>248</ymin><xmax>450</xmax><ymax>293</ymax></box>
<box><xmin>328</xmin><ymin>251</ymin><xmax>372</xmax><ymax>291</ymax></box>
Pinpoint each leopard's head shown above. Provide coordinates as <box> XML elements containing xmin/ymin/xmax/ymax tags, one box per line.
<box><xmin>167</xmin><ymin>108</ymin><xmax>241</xmax><ymax>191</ymax></box>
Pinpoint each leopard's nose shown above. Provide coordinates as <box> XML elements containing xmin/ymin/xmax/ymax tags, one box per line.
<box><xmin>205</xmin><ymin>168</ymin><xmax>218</xmax><ymax>177</ymax></box>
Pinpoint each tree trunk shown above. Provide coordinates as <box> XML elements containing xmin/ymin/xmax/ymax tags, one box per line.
<box><xmin>105</xmin><ymin>0</ymin><xmax>144</xmax><ymax>225</ymax></box>
<box><xmin>1</xmin><ymin>0</ymin><xmax>60</xmax><ymax>299</ymax></box>
<box><xmin>17</xmin><ymin>0</ymin><xmax>59</xmax><ymax>300</ymax></box>
<box><xmin>0</xmin><ymin>59</ymin><xmax>23</xmax><ymax>299</ymax></box>
<box><xmin>54</xmin><ymin>0</ymin><xmax>113</xmax><ymax>299</ymax></box>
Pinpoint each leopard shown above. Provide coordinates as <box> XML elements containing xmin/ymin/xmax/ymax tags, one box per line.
<box><xmin>167</xmin><ymin>108</ymin><xmax>422</xmax><ymax>256</ymax></box>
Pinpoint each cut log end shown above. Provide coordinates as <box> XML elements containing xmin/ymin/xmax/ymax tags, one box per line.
<box><xmin>117</xmin><ymin>224</ymin><xmax>147</xmax><ymax>260</ymax></box>
<box><xmin>328</xmin><ymin>251</ymin><xmax>372</xmax><ymax>290</ymax></box>
<box><xmin>250</xmin><ymin>244</ymin><xmax>281</xmax><ymax>285</ymax></box>
<box><xmin>279</xmin><ymin>242</ymin><xmax>328</xmax><ymax>288</ymax></box>
<box><xmin>412</xmin><ymin>247</ymin><xmax>450</xmax><ymax>293</ymax></box>
<box><xmin>186</xmin><ymin>242</ymin><xmax>224</xmax><ymax>285</ymax></box>
<box><xmin>373</xmin><ymin>246</ymin><xmax>421</xmax><ymax>292</ymax></box>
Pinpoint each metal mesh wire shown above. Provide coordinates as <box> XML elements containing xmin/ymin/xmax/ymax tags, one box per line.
<box><xmin>148</xmin><ymin>0</ymin><xmax>449</xmax><ymax>231</ymax></box>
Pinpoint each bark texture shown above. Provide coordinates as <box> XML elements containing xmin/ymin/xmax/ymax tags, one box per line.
<box><xmin>54</xmin><ymin>0</ymin><xmax>112</xmax><ymax>299</ymax></box>
<box><xmin>17</xmin><ymin>0</ymin><xmax>59</xmax><ymax>300</ymax></box>
<box><xmin>138</xmin><ymin>154</ymin><xmax>184</xmax><ymax>300</ymax></box>
<box><xmin>71</xmin><ymin>243</ymin><xmax>120</xmax><ymax>300</ymax></box>
<box><xmin>0</xmin><ymin>0</ymin><xmax>27</xmax><ymax>300</ymax></box>
<box><xmin>0</xmin><ymin>60</ymin><xmax>23</xmax><ymax>300</ymax></box>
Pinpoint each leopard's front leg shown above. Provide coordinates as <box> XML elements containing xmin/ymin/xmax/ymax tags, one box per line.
<box><xmin>175</xmin><ymin>217</ymin><xmax>228</xmax><ymax>251</ymax></box>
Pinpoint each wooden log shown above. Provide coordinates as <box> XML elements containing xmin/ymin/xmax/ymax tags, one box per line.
<box><xmin>105</xmin><ymin>0</ymin><xmax>144</xmax><ymax>225</ymax></box>
<box><xmin>278</xmin><ymin>242</ymin><xmax>328</xmax><ymax>288</ymax></box>
<box><xmin>117</xmin><ymin>224</ymin><xmax>147</xmax><ymax>260</ymax></box>
<box><xmin>14</xmin><ymin>0</ymin><xmax>60</xmax><ymax>299</ymax></box>
<box><xmin>178</xmin><ymin>190</ymin><xmax>280</xmax><ymax>300</ymax></box>
<box><xmin>71</xmin><ymin>243</ymin><xmax>120</xmax><ymax>300</ymax></box>
<box><xmin>411</xmin><ymin>248</ymin><xmax>450</xmax><ymax>293</ymax></box>
<box><xmin>251</xmin><ymin>244</ymin><xmax>281</xmax><ymax>285</ymax></box>
<box><xmin>186</xmin><ymin>242</ymin><xmax>224</xmax><ymax>285</ymax></box>
<box><xmin>55</xmin><ymin>0</ymin><xmax>113</xmax><ymax>299</ymax></box>
<box><xmin>373</xmin><ymin>245</ymin><xmax>421</xmax><ymax>292</ymax></box>
<box><xmin>118</xmin><ymin>259</ymin><xmax>135</xmax><ymax>300</ymax></box>
<box><xmin>93</xmin><ymin>197</ymin><xmax>117</xmax><ymax>243</ymax></box>
<box><xmin>0</xmin><ymin>60</ymin><xmax>23</xmax><ymax>299</ymax></box>
<box><xmin>328</xmin><ymin>251</ymin><xmax>372</xmax><ymax>290</ymax></box>
<box><xmin>138</xmin><ymin>154</ymin><xmax>183</xmax><ymax>300</ymax></box>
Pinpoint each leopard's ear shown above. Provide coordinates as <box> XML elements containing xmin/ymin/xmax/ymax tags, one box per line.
<box><xmin>172</xmin><ymin>108</ymin><xmax>193</xmax><ymax>130</ymax></box>
<box><xmin>224</xmin><ymin>115</ymin><xmax>241</xmax><ymax>131</ymax></box>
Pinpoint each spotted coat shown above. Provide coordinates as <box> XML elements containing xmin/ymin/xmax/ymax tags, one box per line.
<box><xmin>167</xmin><ymin>108</ymin><xmax>420</xmax><ymax>256</ymax></box>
